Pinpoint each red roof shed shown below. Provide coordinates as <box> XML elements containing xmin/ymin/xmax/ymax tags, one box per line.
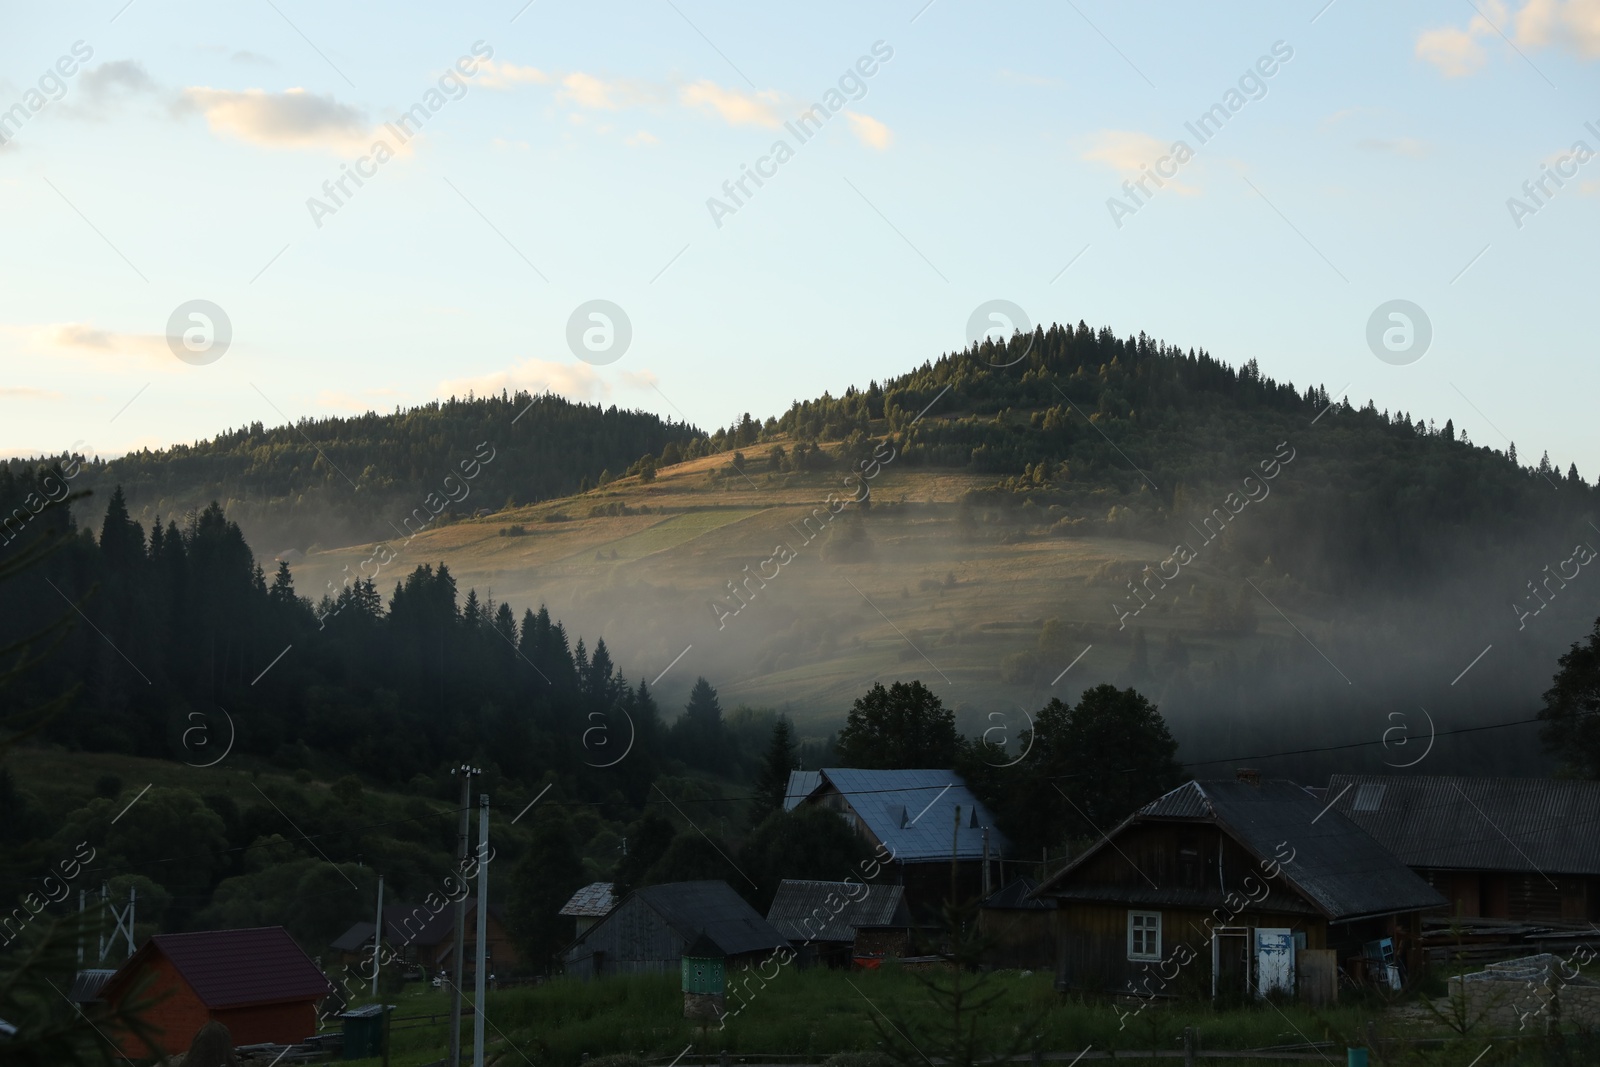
<box><xmin>100</xmin><ymin>926</ymin><xmax>332</xmax><ymax>1059</ymax></box>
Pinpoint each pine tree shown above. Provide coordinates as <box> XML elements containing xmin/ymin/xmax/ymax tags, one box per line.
<box><xmin>750</xmin><ymin>718</ymin><xmax>798</xmax><ymax>825</ymax></box>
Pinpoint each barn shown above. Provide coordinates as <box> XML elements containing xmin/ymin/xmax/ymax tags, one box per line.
<box><xmin>563</xmin><ymin>880</ymin><xmax>788</xmax><ymax>979</ymax></box>
<box><xmin>100</xmin><ymin>926</ymin><xmax>331</xmax><ymax>1059</ymax></box>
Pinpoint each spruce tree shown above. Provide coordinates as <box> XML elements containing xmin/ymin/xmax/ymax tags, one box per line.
<box><xmin>751</xmin><ymin>718</ymin><xmax>798</xmax><ymax>825</ymax></box>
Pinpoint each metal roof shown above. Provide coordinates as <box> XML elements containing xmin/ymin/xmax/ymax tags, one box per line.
<box><xmin>808</xmin><ymin>768</ymin><xmax>1010</xmax><ymax>862</ymax></box>
<box><xmin>67</xmin><ymin>969</ymin><xmax>117</xmax><ymax>1004</ymax></box>
<box><xmin>1037</xmin><ymin>779</ymin><xmax>1446</xmax><ymax>922</ymax></box>
<box><xmin>105</xmin><ymin>927</ymin><xmax>331</xmax><ymax>1009</ymax></box>
<box><xmin>559</xmin><ymin>882</ymin><xmax>616</xmax><ymax>918</ymax></box>
<box><xmin>765</xmin><ymin>880</ymin><xmax>909</xmax><ymax>941</ymax></box>
<box><xmin>1327</xmin><ymin>774</ymin><xmax>1600</xmax><ymax>875</ymax></box>
<box><xmin>633</xmin><ymin>880</ymin><xmax>789</xmax><ymax>957</ymax></box>
<box><xmin>783</xmin><ymin>770</ymin><xmax>822</xmax><ymax>812</ymax></box>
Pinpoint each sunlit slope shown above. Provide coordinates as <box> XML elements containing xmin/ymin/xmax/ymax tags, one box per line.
<box><xmin>296</xmin><ymin>442</ymin><xmax>1244</xmax><ymax>730</ymax></box>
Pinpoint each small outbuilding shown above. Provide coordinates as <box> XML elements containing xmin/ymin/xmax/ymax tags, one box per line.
<box><xmin>99</xmin><ymin>926</ymin><xmax>332</xmax><ymax>1060</ymax></box>
<box><xmin>765</xmin><ymin>879</ymin><xmax>911</xmax><ymax>967</ymax></box>
<box><xmin>563</xmin><ymin>880</ymin><xmax>788</xmax><ymax>979</ymax></box>
<box><xmin>559</xmin><ymin>882</ymin><xmax>618</xmax><ymax>937</ymax></box>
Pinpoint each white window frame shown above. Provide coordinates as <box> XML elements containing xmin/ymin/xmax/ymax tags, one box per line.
<box><xmin>1127</xmin><ymin>911</ymin><xmax>1162</xmax><ymax>961</ymax></box>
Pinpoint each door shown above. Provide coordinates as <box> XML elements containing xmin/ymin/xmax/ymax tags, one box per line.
<box><xmin>1254</xmin><ymin>928</ymin><xmax>1295</xmax><ymax>997</ymax></box>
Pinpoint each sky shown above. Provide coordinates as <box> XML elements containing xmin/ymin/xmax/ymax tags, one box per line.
<box><xmin>3</xmin><ymin>0</ymin><xmax>1598</xmax><ymax>476</ymax></box>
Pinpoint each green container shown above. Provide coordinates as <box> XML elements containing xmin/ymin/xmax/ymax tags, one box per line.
<box><xmin>341</xmin><ymin>1004</ymin><xmax>388</xmax><ymax>1060</ymax></box>
<box><xmin>1346</xmin><ymin>1048</ymin><xmax>1368</xmax><ymax>1067</ymax></box>
<box><xmin>681</xmin><ymin>932</ymin><xmax>726</xmax><ymax>995</ymax></box>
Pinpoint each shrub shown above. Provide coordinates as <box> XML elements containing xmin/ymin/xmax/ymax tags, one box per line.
<box><xmin>821</xmin><ymin>1053</ymin><xmax>891</xmax><ymax>1067</ymax></box>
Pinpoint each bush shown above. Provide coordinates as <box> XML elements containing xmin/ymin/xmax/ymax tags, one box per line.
<box><xmin>586</xmin><ymin>1056</ymin><xmax>646</xmax><ymax>1067</ymax></box>
<box><xmin>543</xmin><ymin>512</ymin><xmax>570</xmax><ymax>523</ymax></box>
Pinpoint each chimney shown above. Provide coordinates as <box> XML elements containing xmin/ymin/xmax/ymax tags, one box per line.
<box><xmin>1236</xmin><ymin>768</ymin><xmax>1261</xmax><ymax>786</ymax></box>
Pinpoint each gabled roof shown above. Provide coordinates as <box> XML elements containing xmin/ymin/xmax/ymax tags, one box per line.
<box><xmin>1327</xmin><ymin>775</ymin><xmax>1600</xmax><ymax>876</ymax></box>
<box><xmin>628</xmin><ymin>881</ymin><xmax>789</xmax><ymax>957</ymax></box>
<box><xmin>105</xmin><ymin>927</ymin><xmax>330</xmax><ymax>1009</ymax></box>
<box><xmin>802</xmin><ymin>768</ymin><xmax>1009</xmax><ymax>862</ymax></box>
<box><xmin>783</xmin><ymin>770</ymin><xmax>822</xmax><ymax>812</ymax></box>
<box><xmin>1036</xmin><ymin>780</ymin><xmax>1446</xmax><ymax>923</ymax></box>
<box><xmin>982</xmin><ymin>877</ymin><xmax>1051</xmax><ymax>911</ymax></box>
<box><xmin>765</xmin><ymin>880</ymin><xmax>909</xmax><ymax>942</ymax></box>
<box><xmin>559</xmin><ymin>882</ymin><xmax>616</xmax><ymax>918</ymax></box>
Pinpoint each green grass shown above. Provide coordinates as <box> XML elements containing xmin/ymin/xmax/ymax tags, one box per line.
<box><xmin>342</xmin><ymin>969</ymin><xmax>1405</xmax><ymax>1067</ymax></box>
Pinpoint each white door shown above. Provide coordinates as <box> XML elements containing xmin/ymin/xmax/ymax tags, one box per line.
<box><xmin>1254</xmin><ymin>928</ymin><xmax>1295</xmax><ymax>997</ymax></box>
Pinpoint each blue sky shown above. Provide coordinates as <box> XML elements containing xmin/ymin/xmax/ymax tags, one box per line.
<box><xmin>3</xmin><ymin>0</ymin><xmax>1598</xmax><ymax>476</ymax></box>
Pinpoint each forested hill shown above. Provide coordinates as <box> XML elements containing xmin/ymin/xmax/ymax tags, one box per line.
<box><xmin>766</xmin><ymin>321</ymin><xmax>1592</xmax><ymax>595</ymax></box>
<box><xmin>4</xmin><ymin>392</ymin><xmax>706</xmax><ymax>554</ymax></box>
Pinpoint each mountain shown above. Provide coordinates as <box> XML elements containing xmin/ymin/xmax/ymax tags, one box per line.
<box><xmin>277</xmin><ymin>321</ymin><xmax>1590</xmax><ymax>780</ymax></box>
<box><xmin>5</xmin><ymin>392</ymin><xmax>706</xmax><ymax>556</ymax></box>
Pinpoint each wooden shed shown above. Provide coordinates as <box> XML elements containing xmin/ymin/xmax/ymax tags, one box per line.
<box><xmin>978</xmin><ymin>877</ymin><xmax>1055</xmax><ymax>970</ymax></box>
<box><xmin>1034</xmin><ymin>778</ymin><xmax>1446</xmax><ymax>1002</ymax></box>
<box><xmin>563</xmin><ymin>880</ymin><xmax>788</xmax><ymax>979</ymax></box>
<box><xmin>1327</xmin><ymin>775</ymin><xmax>1600</xmax><ymax>923</ymax></box>
<box><xmin>99</xmin><ymin>926</ymin><xmax>331</xmax><ymax>1059</ymax></box>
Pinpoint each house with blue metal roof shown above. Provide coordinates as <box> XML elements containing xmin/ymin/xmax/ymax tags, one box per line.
<box><xmin>784</xmin><ymin>768</ymin><xmax>1010</xmax><ymax>916</ymax></box>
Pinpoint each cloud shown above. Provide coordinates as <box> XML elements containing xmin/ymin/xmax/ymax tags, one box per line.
<box><xmin>625</xmin><ymin>130</ymin><xmax>659</xmax><ymax>146</ymax></box>
<box><xmin>0</xmin><ymin>386</ymin><xmax>64</xmax><ymax>400</ymax></box>
<box><xmin>678</xmin><ymin>80</ymin><xmax>783</xmax><ymax>128</ymax></box>
<box><xmin>1418</xmin><ymin>0</ymin><xmax>1600</xmax><ymax>75</ymax></box>
<box><xmin>557</xmin><ymin>72</ymin><xmax>658</xmax><ymax>111</ymax></box>
<box><xmin>316</xmin><ymin>388</ymin><xmax>402</xmax><ymax>413</ymax></box>
<box><xmin>1081</xmin><ymin>130</ymin><xmax>1200</xmax><ymax>193</ymax></box>
<box><xmin>1358</xmin><ymin>136</ymin><xmax>1433</xmax><ymax>158</ymax></box>
<box><xmin>476</xmin><ymin>60</ymin><xmax>551</xmax><ymax>89</ymax></box>
<box><xmin>231</xmin><ymin>50</ymin><xmax>273</xmax><ymax>66</ymax></box>
<box><xmin>29</xmin><ymin>322</ymin><xmax>174</xmax><ymax>369</ymax></box>
<box><xmin>844</xmin><ymin>112</ymin><xmax>893</xmax><ymax>150</ymax></box>
<box><xmin>177</xmin><ymin>86</ymin><xmax>375</xmax><ymax>153</ymax></box>
<box><xmin>81</xmin><ymin>60</ymin><xmax>157</xmax><ymax>100</ymax></box>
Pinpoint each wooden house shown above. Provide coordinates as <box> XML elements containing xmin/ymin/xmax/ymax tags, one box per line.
<box><xmin>765</xmin><ymin>879</ymin><xmax>911</xmax><ymax>967</ymax></box>
<box><xmin>99</xmin><ymin>926</ymin><xmax>331</xmax><ymax>1059</ymax></box>
<box><xmin>1327</xmin><ymin>775</ymin><xmax>1600</xmax><ymax>923</ymax></box>
<box><xmin>329</xmin><ymin>900</ymin><xmax>518</xmax><ymax>977</ymax></box>
<box><xmin>1033</xmin><ymin>777</ymin><xmax>1446</xmax><ymax>1001</ymax></box>
<box><xmin>978</xmin><ymin>877</ymin><xmax>1055</xmax><ymax>970</ymax></box>
<box><xmin>563</xmin><ymin>880</ymin><xmax>788</xmax><ymax>979</ymax></box>
<box><xmin>784</xmin><ymin>768</ymin><xmax>1009</xmax><ymax>917</ymax></box>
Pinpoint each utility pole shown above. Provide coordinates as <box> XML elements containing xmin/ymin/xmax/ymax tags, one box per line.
<box><xmin>449</xmin><ymin>764</ymin><xmax>480</xmax><ymax>1067</ymax></box>
<box><xmin>472</xmin><ymin>793</ymin><xmax>490</xmax><ymax>1067</ymax></box>
<box><xmin>371</xmin><ymin>873</ymin><xmax>384</xmax><ymax>997</ymax></box>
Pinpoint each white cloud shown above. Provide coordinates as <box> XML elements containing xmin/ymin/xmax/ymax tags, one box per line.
<box><xmin>439</xmin><ymin>359</ymin><xmax>660</xmax><ymax>405</ymax></box>
<box><xmin>475</xmin><ymin>60</ymin><xmax>551</xmax><ymax>89</ymax></box>
<box><xmin>844</xmin><ymin>112</ymin><xmax>893</xmax><ymax>150</ymax></box>
<box><xmin>27</xmin><ymin>322</ymin><xmax>175</xmax><ymax>369</ymax></box>
<box><xmin>557</xmin><ymin>72</ymin><xmax>657</xmax><ymax>111</ymax></box>
<box><xmin>1081</xmin><ymin>130</ymin><xmax>1200</xmax><ymax>194</ymax></box>
<box><xmin>0</xmin><ymin>386</ymin><xmax>63</xmax><ymax>400</ymax></box>
<box><xmin>678</xmin><ymin>80</ymin><xmax>783</xmax><ymax>128</ymax></box>
<box><xmin>1418</xmin><ymin>0</ymin><xmax>1600</xmax><ymax>75</ymax></box>
<box><xmin>625</xmin><ymin>130</ymin><xmax>659</xmax><ymax>146</ymax></box>
<box><xmin>177</xmin><ymin>86</ymin><xmax>378</xmax><ymax>153</ymax></box>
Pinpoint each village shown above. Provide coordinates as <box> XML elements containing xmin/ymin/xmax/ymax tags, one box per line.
<box><xmin>56</xmin><ymin>767</ymin><xmax>1600</xmax><ymax>1066</ymax></box>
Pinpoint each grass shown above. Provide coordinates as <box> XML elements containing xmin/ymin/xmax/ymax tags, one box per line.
<box><xmin>341</xmin><ymin>969</ymin><xmax>1409</xmax><ymax>1067</ymax></box>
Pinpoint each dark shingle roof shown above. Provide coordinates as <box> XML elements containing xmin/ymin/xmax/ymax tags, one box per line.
<box><xmin>807</xmin><ymin>768</ymin><xmax>1009</xmax><ymax>862</ymax></box>
<box><xmin>1327</xmin><ymin>774</ymin><xmax>1600</xmax><ymax>875</ymax></box>
<box><xmin>559</xmin><ymin>882</ymin><xmax>616</xmax><ymax>918</ymax></box>
<box><xmin>1038</xmin><ymin>780</ymin><xmax>1446</xmax><ymax>922</ymax></box>
<box><xmin>634</xmin><ymin>881</ymin><xmax>789</xmax><ymax>957</ymax></box>
<box><xmin>765</xmin><ymin>880</ymin><xmax>909</xmax><ymax>941</ymax></box>
<box><xmin>108</xmin><ymin>927</ymin><xmax>330</xmax><ymax>1009</ymax></box>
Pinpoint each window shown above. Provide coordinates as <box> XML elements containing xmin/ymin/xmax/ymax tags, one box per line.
<box><xmin>1127</xmin><ymin>911</ymin><xmax>1161</xmax><ymax>960</ymax></box>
